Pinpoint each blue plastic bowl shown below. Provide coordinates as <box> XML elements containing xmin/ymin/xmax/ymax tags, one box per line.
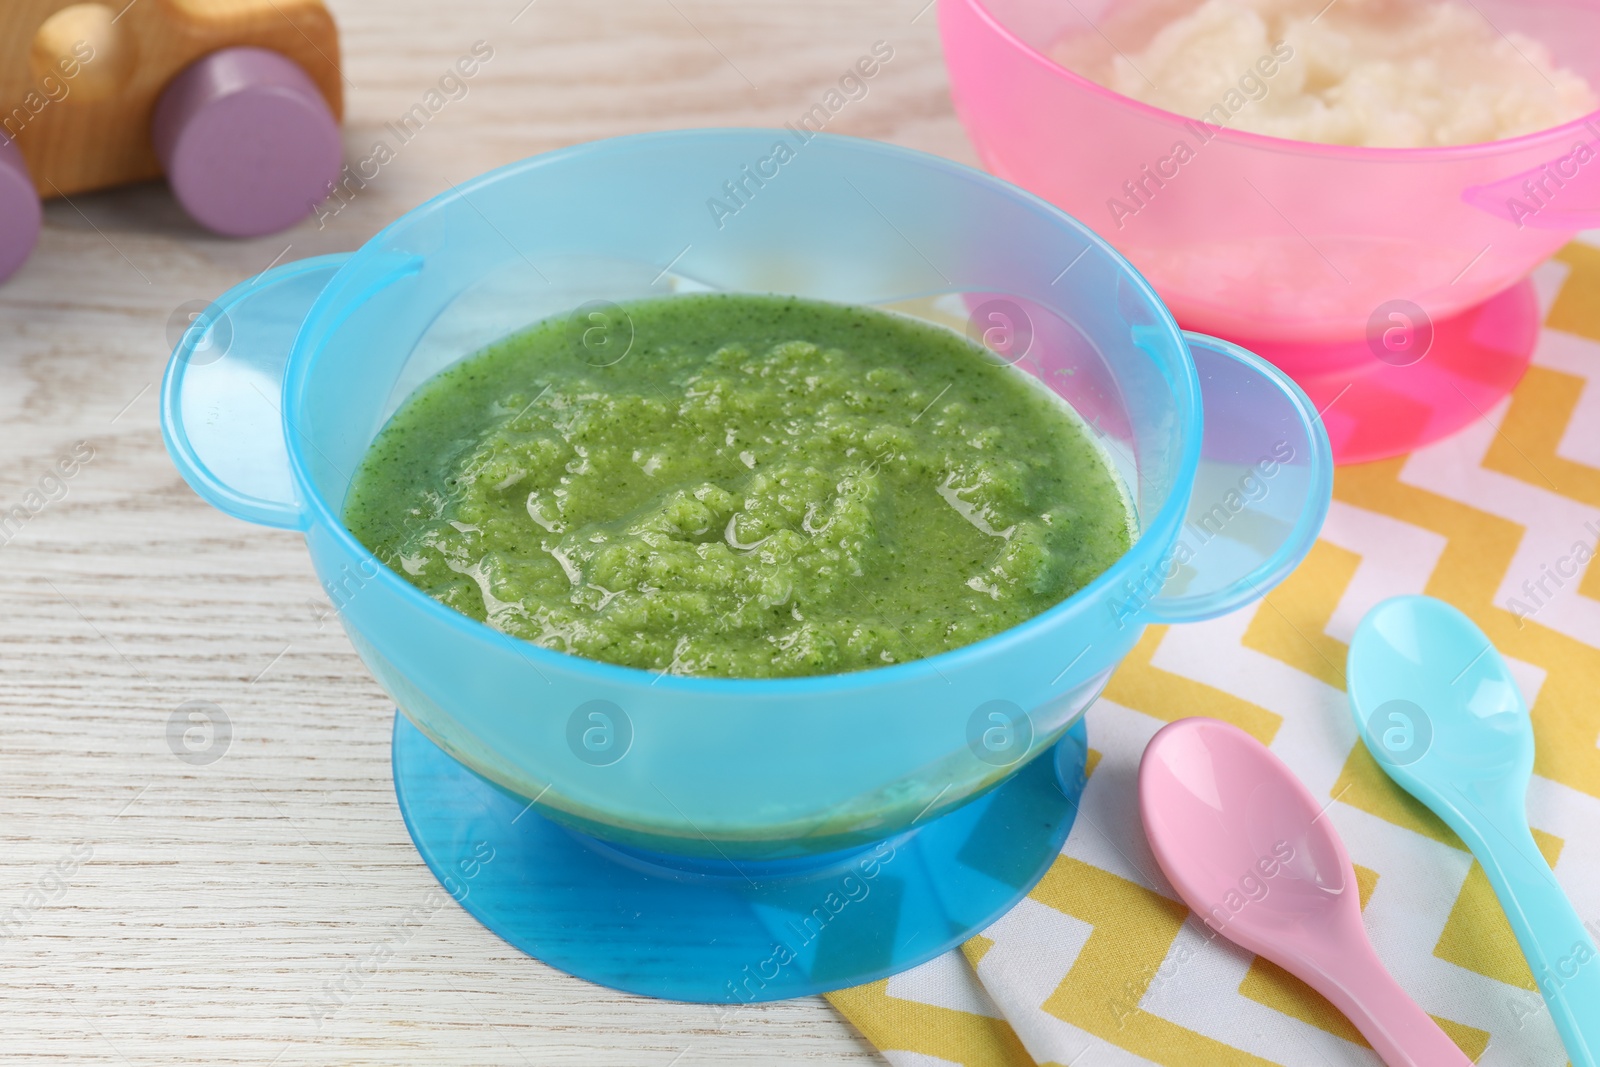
<box><xmin>162</xmin><ymin>129</ymin><xmax>1331</xmax><ymax>1002</ymax></box>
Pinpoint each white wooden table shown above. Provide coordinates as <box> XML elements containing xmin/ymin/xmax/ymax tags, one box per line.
<box><xmin>0</xmin><ymin>1</ymin><xmax>978</xmax><ymax>1060</ymax></box>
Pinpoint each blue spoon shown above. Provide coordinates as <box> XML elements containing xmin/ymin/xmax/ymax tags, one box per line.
<box><xmin>1348</xmin><ymin>595</ymin><xmax>1600</xmax><ymax>1066</ymax></box>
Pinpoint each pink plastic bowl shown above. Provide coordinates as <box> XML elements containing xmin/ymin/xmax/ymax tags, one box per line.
<box><xmin>941</xmin><ymin>0</ymin><xmax>1600</xmax><ymax>461</ymax></box>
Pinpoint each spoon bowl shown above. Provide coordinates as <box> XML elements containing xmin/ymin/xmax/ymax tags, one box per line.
<box><xmin>1349</xmin><ymin>595</ymin><xmax>1533</xmax><ymax>790</ymax></box>
<box><xmin>1140</xmin><ymin>717</ymin><xmax>1353</xmax><ymax>949</ymax></box>
<box><xmin>1140</xmin><ymin>717</ymin><xmax>1472</xmax><ymax>1067</ymax></box>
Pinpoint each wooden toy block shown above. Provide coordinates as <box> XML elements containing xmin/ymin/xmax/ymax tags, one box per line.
<box><xmin>0</xmin><ymin>0</ymin><xmax>346</xmax><ymax>278</ymax></box>
<box><xmin>2</xmin><ymin>0</ymin><xmax>343</xmax><ymax>197</ymax></box>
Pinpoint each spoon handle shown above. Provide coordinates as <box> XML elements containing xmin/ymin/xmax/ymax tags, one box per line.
<box><xmin>1309</xmin><ymin>945</ymin><xmax>1474</xmax><ymax>1067</ymax></box>
<box><xmin>1466</xmin><ymin>818</ymin><xmax>1600</xmax><ymax>1067</ymax></box>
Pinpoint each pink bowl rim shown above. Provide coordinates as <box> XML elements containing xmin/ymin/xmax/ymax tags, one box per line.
<box><xmin>955</xmin><ymin>0</ymin><xmax>1600</xmax><ymax>164</ymax></box>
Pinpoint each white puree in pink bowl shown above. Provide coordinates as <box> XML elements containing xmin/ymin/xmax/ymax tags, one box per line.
<box><xmin>1055</xmin><ymin>0</ymin><xmax>1597</xmax><ymax>147</ymax></box>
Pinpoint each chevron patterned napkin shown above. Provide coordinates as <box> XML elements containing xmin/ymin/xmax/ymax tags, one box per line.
<box><xmin>827</xmin><ymin>237</ymin><xmax>1600</xmax><ymax>1067</ymax></box>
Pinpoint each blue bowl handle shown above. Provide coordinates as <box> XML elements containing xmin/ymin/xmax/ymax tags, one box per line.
<box><xmin>160</xmin><ymin>254</ymin><xmax>352</xmax><ymax>531</ymax></box>
<box><xmin>1140</xmin><ymin>331</ymin><xmax>1334</xmax><ymax>625</ymax></box>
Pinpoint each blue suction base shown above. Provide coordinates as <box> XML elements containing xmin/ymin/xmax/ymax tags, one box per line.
<box><xmin>392</xmin><ymin>713</ymin><xmax>1086</xmax><ymax>1003</ymax></box>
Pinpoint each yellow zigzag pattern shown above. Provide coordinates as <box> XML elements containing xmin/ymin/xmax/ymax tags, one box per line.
<box><xmin>826</xmin><ymin>980</ymin><xmax>1034</xmax><ymax>1066</ymax></box>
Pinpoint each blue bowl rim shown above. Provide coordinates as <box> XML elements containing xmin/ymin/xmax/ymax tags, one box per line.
<box><xmin>282</xmin><ymin>128</ymin><xmax>1203</xmax><ymax>696</ymax></box>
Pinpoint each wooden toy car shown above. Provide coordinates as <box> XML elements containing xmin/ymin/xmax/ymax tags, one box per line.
<box><xmin>0</xmin><ymin>0</ymin><xmax>345</xmax><ymax>281</ymax></box>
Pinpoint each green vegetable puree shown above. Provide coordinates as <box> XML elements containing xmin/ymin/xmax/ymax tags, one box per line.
<box><xmin>345</xmin><ymin>294</ymin><xmax>1132</xmax><ymax>678</ymax></box>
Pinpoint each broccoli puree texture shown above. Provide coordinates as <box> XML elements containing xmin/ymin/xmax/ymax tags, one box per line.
<box><xmin>344</xmin><ymin>294</ymin><xmax>1132</xmax><ymax>678</ymax></box>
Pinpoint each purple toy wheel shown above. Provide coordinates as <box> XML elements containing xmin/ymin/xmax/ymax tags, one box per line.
<box><xmin>0</xmin><ymin>137</ymin><xmax>42</xmax><ymax>283</ymax></box>
<box><xmin>152</xmin><ymin>47</ymin><xmax>343</xmax><ymax>238</ymax></box>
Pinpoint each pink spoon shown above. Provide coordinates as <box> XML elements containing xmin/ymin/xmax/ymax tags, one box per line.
<box><xmin>1138</xmin><ymin>718</ymin><xmax>1471</xmax><ymax>1067</ymax></box>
